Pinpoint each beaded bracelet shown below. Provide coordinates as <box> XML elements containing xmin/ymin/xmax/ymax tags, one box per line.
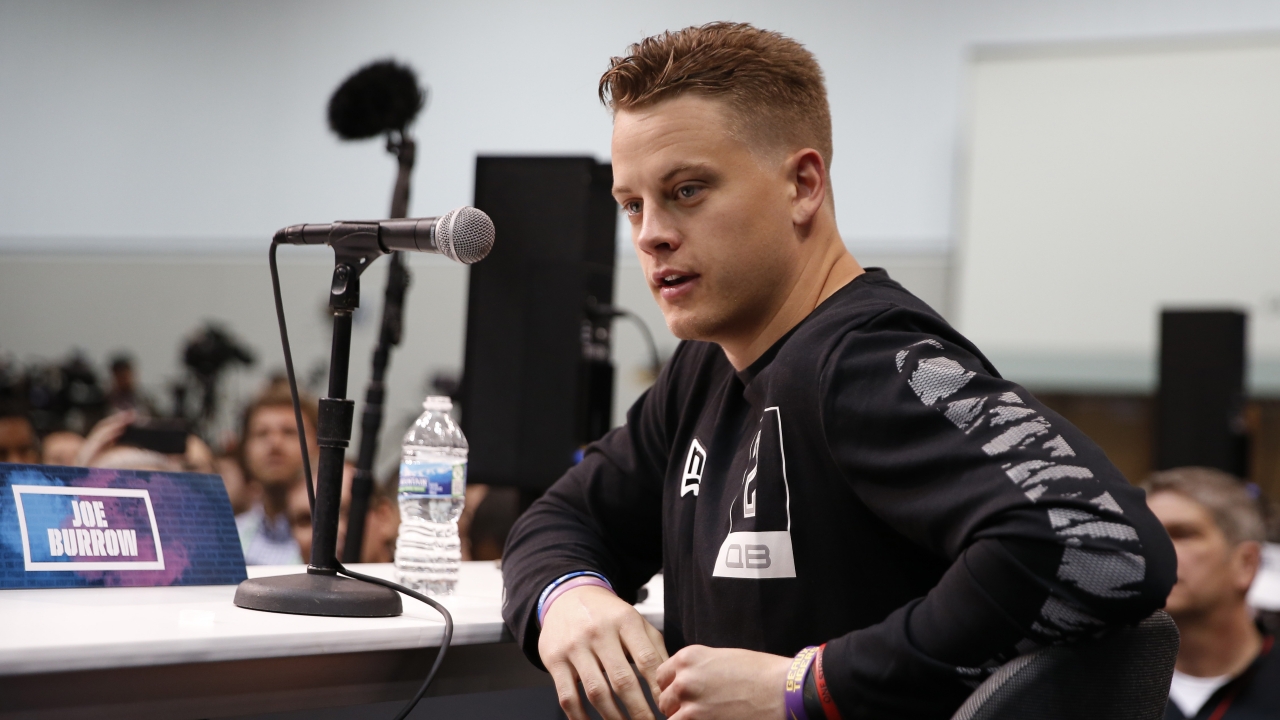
<box><xmin>785</xmin><ymin>646</ymin><xmax>819</xmax><ymax>720</ymax></box>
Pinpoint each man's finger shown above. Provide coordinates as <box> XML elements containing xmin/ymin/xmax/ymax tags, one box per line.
<box><xmin>656</xmin><ymin>674</ymin><xmax>684</xmax><ymax>718</ymax></box>
<box><xmin>644</xmin><ymin>621</ymin><xmax>669</xmax><ymax>666</ymax></box>
<box><xmin>570</xmin><ymin>650</ymin><xmax>628</xmax><ymax>720</ymax></box>
<box><xmin>547</xmin><ymin>662</ymin><xmax>590</xmax><ymax>720</ymax></box>
<box><xmin>597</xmin><ymin>639</ymin><xmax>656</xmax><ymax>720</ymax></box>
<box><xmin>655</xmin><ymin>652</ymin><xmax>680</xmax><ymax>691</ymax></box>
<box><xmin>619</xmin><ymin>617</ymin><xmax>666</xmax><ymax>699</ymax></box>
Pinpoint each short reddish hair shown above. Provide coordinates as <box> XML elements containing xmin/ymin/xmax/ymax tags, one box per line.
<box><xmin>599</xmin><ymin>22</ymin><xmax>833</xmax><ymax>167</ymax></box>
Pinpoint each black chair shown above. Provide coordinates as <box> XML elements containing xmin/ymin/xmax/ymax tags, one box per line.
<box><xmin>951</xmin><ymin>611</ymin><xmax>1180</xmax><ymax>720</ymax></box>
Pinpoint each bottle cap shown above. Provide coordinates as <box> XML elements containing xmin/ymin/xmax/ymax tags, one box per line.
<box><xmin>423</xmin><ymin>395</ymin><xmax>453</xmax><ymax>411</ymax></box>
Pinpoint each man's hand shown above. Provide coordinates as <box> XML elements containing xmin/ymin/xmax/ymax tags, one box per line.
<box><xmin>656</xmin><ymin>645</ymin><xmax>793</xmax><ymax>720</ymax></box>
<box><xmin>539</xmin><ymin>584</ymin><xmax>668</xmax><ymax>720</ymax></box>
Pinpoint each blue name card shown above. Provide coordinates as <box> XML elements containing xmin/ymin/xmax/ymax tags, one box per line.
<box><xmin>1</xmin><ymin>463</ymin><xmax>247</xmax><ymax>588</ymax></box>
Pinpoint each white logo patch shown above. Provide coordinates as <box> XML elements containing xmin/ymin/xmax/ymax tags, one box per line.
<box><xmin>681</xmin><ymin>438</ymin><xmax>707</xmax><ymax>497</ymax></box>
<box><xmin>712</xmin><ymin>531</ymin><xmax>797</xmax><ymax>578</ymax></box>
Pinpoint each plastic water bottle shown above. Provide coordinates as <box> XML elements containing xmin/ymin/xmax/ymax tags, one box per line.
<box><xmin>394</xmin><ymin>395</ymin><xmax>468</xmax><ymax>596</ymax></box>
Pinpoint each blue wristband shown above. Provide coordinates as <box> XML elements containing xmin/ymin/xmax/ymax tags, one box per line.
<box><xmin>536</xmin><ymin>571</ymin><xmax>613</xmax><ymax>626</ymax></box>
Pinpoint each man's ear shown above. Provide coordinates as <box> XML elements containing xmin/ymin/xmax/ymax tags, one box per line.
<box><xmin>1233</xmin><ymin>540</ymin><xmax>1263</xmax><ymax>592</ymax></box>
<box><xmin>788</xmin><ymin>148</ymin><xmax>828</xmax><ymax>229</ymax></box>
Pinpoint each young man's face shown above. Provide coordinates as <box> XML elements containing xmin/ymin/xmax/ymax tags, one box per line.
<box><xmin>244</xmin><ymin>406</ymin><xmax>307</xmax><ymax>490</ymax></box>
<box><xmin>611</xmin><ymin>94</ymin><xmax>804</xmax><ymax>343</ymax></box>
<box><xmin>1147</xmin><ymin>490</ymin><xmax>1258</xmax><ymax>619</ymax></box>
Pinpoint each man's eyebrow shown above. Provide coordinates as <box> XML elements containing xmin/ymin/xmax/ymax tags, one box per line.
<box><xmin>613</xmin><ymin>163</ymin><xmax>717</xmax><ymax>197</ymax></box>
<box><xmin>661</xmin><ymin>162</ymin><xmax>714</xmax><ymax>183</ymax></box>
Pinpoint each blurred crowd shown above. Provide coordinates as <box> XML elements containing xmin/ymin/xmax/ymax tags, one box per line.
<box><xmin>6</xmin><ymin>353</ymin><xmax>1280</xmax><ymax>715</ymax></box>
<box><xmin>0</xmin><ymin>366</ymin><xmax>512</xmax><ymax>567</ymax></box>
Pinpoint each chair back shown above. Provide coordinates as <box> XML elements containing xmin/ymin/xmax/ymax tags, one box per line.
<box><xmin>950</xmin><ymin>611</ymin><xmax>1179</xmax><ymax>720</ymax></box>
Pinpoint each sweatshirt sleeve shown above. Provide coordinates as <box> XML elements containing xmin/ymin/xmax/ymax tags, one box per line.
<box><xmin>499</xmin><ymin>349</ymin><xmax>675</xmax><ymax>668</ymax></box>
<box><xmin>816</xmin><ymin>309</ymin><xmax>1176</xmax><ymax>719</ymax></box>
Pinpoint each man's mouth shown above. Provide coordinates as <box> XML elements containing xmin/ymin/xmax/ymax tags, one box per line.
<box><xmin>659</xmin><ymin>274</ymin><xmax>695</xmax><ymax>288</ymax></box>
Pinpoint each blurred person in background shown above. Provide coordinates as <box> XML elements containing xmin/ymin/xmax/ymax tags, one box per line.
<box><xmin>1144</xmin><ymin>467</ymin><xmax>1279</xmax><ymax>719</ymax></box>
<box><xmin>105</xmin><ymin>354</ymin><xmax>157</xmax><ymax>417</ymax></box>
<box><xmin>236</xmin><ymin>387</ymin><xmax>316</xmax><ymax>566</ymax></box>
<box><xmin>40</xmin><ymin>430</ymin><xmax>84</xmax><ymax>466</ymax></box>
<box><xmin>288</xmin><ymin>461</ymin><xmax>400</xmax><ymax>564</ymax></box>
<box><xmin>76</xmin><ymin>410</ymin><xmax>216</xmax><ymax>474</ymax></box>
<box><xmin>359</xmin><ymin>470</ymin><xmax>401</xmax><ymax>564</ymax></box>
<box><xmin>287</xmin><ymin>460</ymin><xmax>354</xmax><ymax>564</ymax></box>
<box><xmin>0</xmin><ymin>404</ymin><xmax>39</xmax><ymax>464</ymax></box>
<box><xmin>216</xmin><ymin>452</ymin><xmax>252</xmax><ymax>515</ymax></box>
<box><xmin>468</xmin><ymin>486</ymin><xmax>520</xmax><ymax>561</ymax></box>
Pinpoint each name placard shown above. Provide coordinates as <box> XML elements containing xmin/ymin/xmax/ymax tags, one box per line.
<box><xmin>1</xmin><ymin>463</ymin><xmax>247</xmax><ymax>588</ymax></box>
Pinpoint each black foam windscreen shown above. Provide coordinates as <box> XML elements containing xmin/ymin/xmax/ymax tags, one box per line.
<box><xmin>327</xmin><ymin>60</ymin><xmax>425</xmax><ymax>140</ymax></box>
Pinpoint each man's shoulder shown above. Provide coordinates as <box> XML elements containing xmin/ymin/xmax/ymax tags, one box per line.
<box><xmin>808</xmin><ymin>268</ymin><xmax>948</xmax><ymax>333</ymax></box>
<box><xmin>1236</xmin><ymin>634</ymin><xmax>1280</xmax><ymax>712</ymax></box>
<box><xmin>792</xmin><ymin>269</ymin><xmax>978</xmax><ymax>366</ymax></box>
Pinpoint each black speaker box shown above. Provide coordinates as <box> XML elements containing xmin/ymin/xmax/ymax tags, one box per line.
<box><xmin>1154</xmin><ymin>309</ymin><xmax>1248</xmax><ymax>477</ymax></box>
<box><xmin>462</xmin><ymin>156</ymin><xmax>617</xmax><ymax>491</ymax></box>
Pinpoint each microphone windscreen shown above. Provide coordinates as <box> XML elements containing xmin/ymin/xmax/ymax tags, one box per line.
<box><xmin>327</xmin><ymin>60</ymin><xmax>425</xmax><ymax>140</ymax></box>
<box><xmin>437</xmin><ymin>207</ymin><xmax>495</xmax><ymax>264</ymax></box>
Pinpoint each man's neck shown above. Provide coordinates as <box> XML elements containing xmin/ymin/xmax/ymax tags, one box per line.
<box><xmin>721</xmin><ymin>233</ymin><xmax>863</xmax><ymax>371</ymax></box>
<box><xmin>1174</xmin><ymin>601</ymin><xmax>1263</xmax><ymax>678</ymax></box>
<box><xmin>260</xmin><ymin>484</ymin><xmax>290</xmax><ymax>521</ymax></box>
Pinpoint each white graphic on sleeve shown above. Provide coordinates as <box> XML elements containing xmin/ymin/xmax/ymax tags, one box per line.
<box><xmin>893</xmin><ymin>340</ymin><xmax>1149</xmax><ymax>647</ymax></box>
<box><xmin>742</xmin><ymin>431</ymin><xmax>760</xmax><ymax>517</ymax></box>
<box><xmin>681</xmin><ymin>439</ymin><xmax>707</xmax><ymax>497</ymax></box>
<box><xmin>714</xmin><ymin>407</ymin><xmax>796</xmax><ymax>579</ymax></box>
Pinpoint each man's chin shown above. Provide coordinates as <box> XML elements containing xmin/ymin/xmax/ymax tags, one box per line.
<box><xmin>662</xmin><ymin>311</ymin><xmax>717</xmax><ymax>343</ymax></box>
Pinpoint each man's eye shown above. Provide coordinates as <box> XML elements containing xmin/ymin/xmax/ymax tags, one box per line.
<box><xmin>622</xmin><ymin>200</ymin><xmax>642</xmax><ymax>216</ymax></box>
<box><xmin>676</xmin><ymin>185</ymin><xmax>703</xmax><ymax>200</ymax></box>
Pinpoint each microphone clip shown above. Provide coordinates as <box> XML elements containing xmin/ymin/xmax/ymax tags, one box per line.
<box><xmin>329</xmin><ymin>222</ymin><xmax>385</xmax><ymax>278</ymax></box>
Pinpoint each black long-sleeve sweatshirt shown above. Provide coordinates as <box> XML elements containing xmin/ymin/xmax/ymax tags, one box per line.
<box><xmin>501</xmin><ymin>269</ymin><xmax>1176</xmax><ymax>719</ymax></box>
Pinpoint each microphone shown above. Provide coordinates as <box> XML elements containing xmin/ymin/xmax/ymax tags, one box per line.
<box><xmin>274</xmin><ymin>206</ymin><xmax>495</xmax><ymax>264</ymax></box>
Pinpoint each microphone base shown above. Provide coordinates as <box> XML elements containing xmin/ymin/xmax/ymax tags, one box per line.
<box><xmin>233</xmin><ymin>571</ymin><xmax>403</xmax><ymax>617</ymax></box>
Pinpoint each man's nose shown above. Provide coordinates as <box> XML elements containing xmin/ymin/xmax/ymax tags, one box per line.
<box><xmin>634</xmin><ymin>207</ymin><xmax>681</xmax><ymax>256</ymax></box>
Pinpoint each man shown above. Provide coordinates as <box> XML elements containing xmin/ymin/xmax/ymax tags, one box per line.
<box><xmin>287</xmin><ymin>461</ymin><xmax>400</xmax><ymax>564</ymax></box>
<box><xmin>501</xmin><ymin>23</ymin><xmax>1176</xmax><ymax>720</ymax></box>
<box><xmin>40</xmin><ymin>430</ymin><xmax>83</xmax><ymax>467</ymax></box>
<box><xmin>0</xmin><ymin>406</ymin><xmax>39</xmax><ymax>464</ymax></box>
<box><xmin>104</xmin><ymin>354</ymin><xmax>157</xmax><ymax>416</ymax></box>
<box><xmin>1145</xmin><ymin>468</ymin><xmax>1278</xmax><ymax>719</ymax></box>
<box><xmin>236</xmin><ymin>388</ymin><xmax>317</xmax><ymax>566</ymax></box>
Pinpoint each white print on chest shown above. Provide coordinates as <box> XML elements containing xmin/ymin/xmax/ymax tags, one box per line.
<box><xmin>681</xmin><ymin>439</ymin><xmax>707</xmax><ymax>497</ymax></box>
<box><xmin>711</xmin><ymin>406</ymin><xmax>797</xmax><ymax>579</ymax></box>
<box><xmin>743</xmin><ymin>430</ymin><xmax>760</xmax><ymax>517</ymax></box>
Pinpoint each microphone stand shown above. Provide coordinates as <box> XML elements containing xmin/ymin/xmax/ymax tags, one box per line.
<box><xmin>234</xmin><ymin>225</ymin><xmax>402</xmax><ymax>616</ymax></box>
<box><xmin>343</xmin><ymin>130</ymin><xmax>414</xmax><ymax>564</ymax></box>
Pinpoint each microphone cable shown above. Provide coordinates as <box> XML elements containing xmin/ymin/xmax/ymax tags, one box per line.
<box><xmin>270</xmin><ymin>239</ymin><xmax>453</xmax><ymax>720</ymax></box>
<box><xmin>587</xmin><ymin>301</ymin><xmax>663</xmax><ymax>380</ymax></box>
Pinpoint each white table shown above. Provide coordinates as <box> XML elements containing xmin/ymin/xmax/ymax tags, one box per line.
<box><xmin>0</xmin><ymin>562</ymin><xmax>664</xmax><ymax>719</ymax></box>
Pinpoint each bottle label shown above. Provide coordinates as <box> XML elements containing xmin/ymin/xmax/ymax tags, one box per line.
<box><xmin>399</xmin><ymin>461</ymin><xmax>466</xmax><ymax>498</ymax></box>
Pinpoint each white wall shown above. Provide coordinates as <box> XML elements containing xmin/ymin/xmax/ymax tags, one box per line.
<box><xmin>6</xmin><ymin>1</ymin><xmax>1280</xmax><ymax>252</ymax></box>
<box><xmin>5</xmin><ymin>0</ymin><xmax>1280</xmax><ymax>439</ymax></box>
<box><xmin>956</xmin><ymin>36</ymin><xmax>1280</xmax><ymax>393</ymax></box>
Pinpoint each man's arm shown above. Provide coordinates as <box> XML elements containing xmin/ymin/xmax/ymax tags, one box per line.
<box><xmin>812</xmin><ymin>314</ymin><xmax>1177</xmax><ymax>718</ymax></box>
<box><xmin>502</xmin><ymin>350</ymin><xmax>679</xmax><ymax>720</ymax></box>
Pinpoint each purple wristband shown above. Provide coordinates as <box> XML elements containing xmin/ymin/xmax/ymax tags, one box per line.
<box><xmin>538</xmin><ymin>576</ymin><xmax>614</xmax><ymax>626</ymax></box>
<box><xmin>785</xmin><ymin>646</ymin><xmax>819</xmax><ymax>720</ymax></box>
